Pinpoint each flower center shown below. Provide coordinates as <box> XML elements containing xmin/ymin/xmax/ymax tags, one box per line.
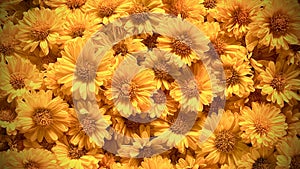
<box><xmin>66</xmin><ymin>0</ymin><xmax>86</xmax><ymax>9</ymax></box>
<box><xmin>75</xmin><ymin>62</ymin><xmax>96</xmax><ymax>82</ymax></box>
<box><xmin>71</xmin><ymin>25</ymin><xmax>85</xmax><ymax>38</ymax></box>
<box><xmin>81</xmin><ymin>117</ymin><xmax>96</xmax><ymax>135</ymax></box>
<box><xmin>120</xmin><ymin>83</ymin><xmax>132</xmax><ymax>96</ymax></box>
<box><xmin>171</xmin><ymin>40</ymin><xmax>192</xmax><ymax>58</ymax></box>
<box><xmin>68</xmin><ymin>145</ymin><xmax>87</xmax><ymax>159</ymax></box>
<box><xmin>203</xmin><ymin>0</ymin><xmax>217</xmax><ymax>9</ymax></box>
<box><xmin>213</xmin><ymin>38</ymin><xmax>225</xmax><ymax>55</ymax></box>
<box><xmin>254</xmin><ymin>119</ymin><xmax>270</xmax><ymax>135</ymax></box>
<box><xmin>31</xmin><ymin>24</ymin><xmax>50</xmax><ymax>41</ymax></box>
<box><xmin>232</xmin><ymin>7</ymin><xmax>251</xmax><ymax>25</ymax></box>
<box><xmin>142</xmin><ymin>33</ymin><xmax>160</xmax><ymax>50</ymax></box>
<box><xmin>151</xmin><ymin>90</ymin><xmax>166</xmax><ymax>104</ymax></box>
<box><xmin>270</xmin><ymin>74</ymin><xmax>285</xmax><ymax>92</ymax></box>
<box><xmin>112</xmin><ymin>42</ymin><xmax>128</xmax><ymax>56</ymax></box>
<box><xmin>290</xmin><ymin>155</ymin><xmax>300</xmax><ymax>169</ymax></box>
<box><xmin>252</xmin><ymin>158</ymin><xmax>271</xmax><ymax>169</ymax></box>
<box><xmin>214</xmin><ymin>130</ymin><xmax>237</xmax><ymax>153</ymax></box>
<box><xmin>98</xmin><ymin>5</ymin><xmax>115</xmax><ymax>18</ymax></box>
<box><xmin>270</xmin><ymin>12</ymin><xmax>289</xmax><ymax>36</ymax></box>
<box><xmin>153</xmin><ymin>63</ymin><xmax>171</xmax><ymax>80</ymax></box>
<box><xmin>24</xmin><ymin>161</ymin><xmax>40</xmax><ymax>169</ymax></box>
<box><xmin>10</xmin><ymin>73</ymin><xmax>25</xmax><ymax>90</ymax></box>
<box><xmin>0</xmin><ymin>43</ymin><xmax>14</xmax><ymax>56</ymax></box>
<box><xmin>32</xmin><ymin>108</ymin><xmax>52</xmax><ymax>126</ymax></box>
<box><xmin>226</xmin><ymin>68</ymin><xmax>240</xmax><ymax>86</ymax></box>
<box><xmin>0</xmin><ymin>108</ymin><xmax>17</xmax><ymax>122</ymax></box>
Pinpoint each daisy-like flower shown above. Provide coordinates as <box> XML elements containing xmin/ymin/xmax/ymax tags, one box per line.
<box><xmin>52</xmin><ymin>137</ymin><xmax>100</xmax><ymax>169</ymax></box>
<box><xmin>45</xmin><ymin>0</ymin><xmax>88</xmax><ymax>11</ymax></box>
<box><xmin>142</xmin><ymin>49</ymin><xmax>182</xmax><ymax>90</ymax></box>
<box><xmin>0</xmin><ymin>97</ymin><xmax>18</xmax><ymax>135</ymax></box>
<box><xmin>118</xmin><ymin>125</ymin><xmax>166</xmax><ymax>158</ymax></box>
<box><xmin>0</xmin><ymin>56</ymin><xmax>42</xmax><ymax>103</ymax></box>
<box><xmin>60</xmin><ymin>10</ymin><xmax>101</xmax><ymax>41</ymax></box>
<box><xmin>69</xmin><ymin>101</ymin><xmax>112</xmax><ymax>149</ymax></box>
<box><xmin>6</xmin><ymin>148</ymin><xmax>59</xmax><ymax>169</ymax></box>
<box><xmin>0</xmin><ymin>21</ymin><xmax>21</xmax><ymax>60</ymax></box>
<box><xmin>257</xmin><ymin>60</ymin><xmax>300</xmax><ymax>107</ymax></box>
<box><xmin>200</xmin><ymin>0</ymin><xmax>221</xmax><ymax>21</ymax></box>
<box><xmin>199</xmin><ymin>110</ymin><xmax>249</xmax><ymax>166</ymax></box>
<box><xmin>85</xmin><ymin>0</ymin><xmax>125</xmax><ymax>25</ymax></box>
<box><xmin>215</xmin><ymin>0</ymin><xmax>262</xmax><ymax>39</ymax></box>
<box><xmin>162</xmin><ymin>0</ymin><xmax>205</xmax><ymax>22</ymax></box>
<box><xmin>239</xmin><ymin>102</ymin><xmax>288</xmax><ymax>148</ymax></box>
<box><xmin>53</xmin><ymin>38</ymin><xmax>113</xmax><ymax>99</ymax></box>
<box><xmin>106</xmin><ymin>55</ymin><xmax>156</xmax><ymax>117</ymax></box>
<box><xmin>16</xmin><ymin>7</ymin><xmax>64</xmax><ymax>56</ymax></box>
<box><xmin>170</xmin><ymin>61</ymin><xmax>213</xmax><ymax>111</ymax></box>
<box><xmin>16</xmin><ymin>90</ymin><xmax>70</xmax><ymax>142</ymax></box>
<box><xmin>222</xmin><ymin>54</ymin><xmax>255</xmax><ymax>98</ymax></box>
<box><xmin>139</xmin><ymin>155</ymin><xmax>174</xmax><ymax>169</ymax></box>
<box><xmin>158</xmin><ymin>17</ymin><xmax>210</xmax><ymax>66</ymax></box>
<box><xmin>237</xmin><ymin>147</ymin><xmax>277</xmax><ymax>169</ymax></box>
<box><xmin>276</xmin><ymin>136</ymin><xmax>300</xmax><ymax>169</ymax></box>
<box><xmin>116</xmin><ymin>0</ymin><xmax>164</xmax><ymax>34</ymax></box>
<box><xmin>246</xmin><ymin>0</ymin><xmax>300</xmax><ymax>51</ymax></box>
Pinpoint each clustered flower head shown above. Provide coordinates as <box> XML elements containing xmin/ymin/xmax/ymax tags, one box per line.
<box><xmin>0</xmin><ymin>0</ymin><xmax>300</xmax><ymax>168</ymax></box>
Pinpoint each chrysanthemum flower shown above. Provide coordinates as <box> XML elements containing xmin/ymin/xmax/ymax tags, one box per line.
<box><xmin>16</xmin><ymin>7</ymin><xmax>64</xmax><ymax>56</ymax></box>
<box><xmin>0</xmin><ymin>56</ymin><xmax>42</xmax><ymax>103</ymax></box>
<box><xmin>60</xmin><ymin>10</ymin><xmax>101</xmax><ymax>41</ymax></box>
<box><xmin>142</xmin><ymin>49</ymin><xmax>182</xmax><ymax>90</ymax></box>
<box><xmin>158</xmin><ymin>17</ymin><xmax>210</xmax><ymax>66</ymax></box>
<box><xmin>276</xmin><ymin>136</ymin><xmax>300</xmax><ymax>169</ymax></box>
<box><xmin>222</xmin><ymin>54</ymin><xmax>254</xmax><ymax>98</ymax></box>
<box><xmin>170</xmin><ymin>61</ymin><xmax>213</xmax><ymax>111</ymax></box>
<box><xmin>53</xmin><ymin>38</ymin><xmax>113</xmax><ymax>99</ymax></box>
<box><xmin>215</xmin><ymin>0</ymin><xmax>262</xmax><ymax>39</ymax></box>
<box><xmin>246</xmin><ymin>0</ymin><xmax>300</xmax><ymax>51</ymax></box>
<box><xmin>257</xmin><ymin>60</ymin><xmax>300</xmax><ymax>107</ymax></box>
<box><xmin>0</xmin><ymin>21</ymin><xmax>21</xmax><ymax>60</ymax></box>
<box><xmin>0</xmin><ymin>97</ymin><xmax>18</xmax><ymax>135</ymax></box>
<box><xmin>106</xmin><ymin>56</ymin><xmax>156</xmax><ymax>117</ymax></box>
<box><xmin>16</xmin><ymin>90</ymin><xmax>70</xmax><ymax>142</ymax></box>
<box><xmin>52</xmin><ymin>137</ymin><xmax>100</xmax><ymax>169</ymax></box>
<box><xmin>140</xmin><ymin>155</ymin><xmax>174</xmax><ymax>169</ymax></box>
<box><xmin>6</xmin><ymin>148</ymin><xmax>59</xmax><ymax>169</ymax></box>
<box><xmin>162</xmin><ymin>0</ymin><xmax>205</xmax><ymax>22</ymax></box>
<box><xmin>282</xmin><ymin>105</ymin><xmax>300</xmax><ymax>138</ymax></box>
<box><xmin>68</xmin><ymin>101</ymin><xmax>112</xmax><ymax>149</ymax></box>
<box><xmin>199</xmin><ymin>0</ymin><xmax>221</xmax><ymax>21</ymax></box>
<box><xmin>45</xmin><ymin>0</ymin><xmax>88</xmax><ymax>11</ymax></box>
<box><xmin>199</xmin><ymin>110</ymin><xmax>249</xmax><ymax>166</ymax></box>
<box><xmin>278</xmin><ymin>45</ymin><xmax>300</xmax><ymax>66</ymax></box>
<box><xmin>85</xmin><ymin>0</ymin><xmax>125</xmax><ymax>25</ymax></box>
<box><xmin>237</xmin><ymin>147</ymin><xmax>277</xmax><ymax>169</ymax></box>
<box><xmin>239</xmin><ymin>102</ymin><xmax>288</xmax><ymax>148</ymax></box>
<box><xmin>176</xmin><ymin>150</ymin><xmax>205</xmax><ymax>169</ymax></box>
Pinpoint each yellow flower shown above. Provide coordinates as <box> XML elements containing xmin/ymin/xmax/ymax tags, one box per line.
<box><xmin>162</xmin><ymin>0</ymin><xmax>205</xmax><ymax>22</ymax></box>
<box><xmin>257</xmin><ymin>60</ymin><xmax>300</xmax><ymax>107</ymax></box>
<box><xmin>85</xmin><ymin>0</ymin><xmax>126</xmax><ymax>25</ymax></box>
<box><xmin>222</xmin><ymin>54</ymin><xmax>254</xmax><ymax>98</ymax></box>
<box><xmin>176</xmin><ymin>150</ymin><xmax>203</xmax><ymax>169</ymax></box>
<box><xmin>139</xmin><ymin>155</ymin><xmax>174</xmax><ymax>169</ymax></box>
<box><xmin>52</xmin><ymin>137</ymin><xmax>100</xmax><ymax>169</ymax></box>
<box><xmin>0</xmin><ymin>97</ymin><xmax>18</xmax><ymax>135</ymax></box>
<box><xmin>16</xmin><ymin>7</ymin><xmax>64</xmax><ymax>56</ymax></box>
<box><xmin>276</xmin><ymin>136</ymin><xmax>300</xmax><ymax>169</ymax></box>
<box><xmin>246</xmin><ymin>0</ymin><xmax>300</xmax><ymax>51</ymax></box>
<box><xmin>239</xmin><ymin>102</ymin><xmax>288</xmax><ymax>148</ymax></box>
<box><xmin>199</xmin><ymin>110</ymin><xmax>249</xmax><ymax>166</ymax></box>
<box><xmin>158</xmin><ymin>17</ymin><xmax>210</xmax><ymax>66</ymax></box>
<box><xmin>237</xmin><ymin>147</ymin><xmax>277</xmax><ymax>169</ymax></box>
<box><xmin>5</xmin><ymin>148</ymin><xmax>59</xmax><ymax>169</ymax></box>
<box><xmin>0</xmin><ymin>56</ymin><xmax>42</xmax><ymax>103</ymax></box>
<box><xmin>45</xmin><ymin>0</ymin><xmax>88</xmax><ymax>11</ymax></box>
<box><xmin>60</xmin><ymin>9</ymin><xmax>101</xmax><ymax>41</ymax></box>
<box><xmin>16</xmin><ymin>90</ymin><xmax>70</xmax><ymax>142</ymax></box>
<box><xmin>282</xmin><ymin>104</ymin><xmax>300</xmax><ymax>138</ymax></box>
<box><xmin>215</xmin><ymin>0</ymin><xmax>262</xmax><ymax>39</ymax></box>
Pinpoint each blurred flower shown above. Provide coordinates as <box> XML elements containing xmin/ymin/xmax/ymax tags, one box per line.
<box><xmin>276</xmin><ymin>136</ymin><xmax>300</xmax><ymax>169</ymax></box>
<box><xmin>0</xmin><ymin>97</ymin><xmax>18</xmax><ymax>135</ymax></box>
